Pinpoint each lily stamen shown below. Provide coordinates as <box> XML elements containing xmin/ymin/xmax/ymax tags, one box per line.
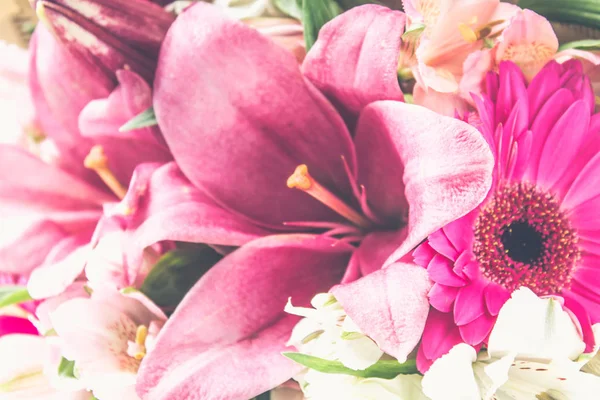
<box><xmin>287</xmin><ymin>164</ymin><xmax>372</xmax><ymax>229</ymax></box>
<box><xmin>133</xmin><ymin>325</ymin><xmax>149</xmax><ymax>360</ymax></box>
<box><xmin>84</xmin><ymin>145</ymin><xmax>128</xmax><ymax>200</ymax></box>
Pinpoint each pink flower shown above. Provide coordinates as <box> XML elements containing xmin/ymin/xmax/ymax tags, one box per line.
<box><xmin>33</xmin><ymin>0</ymin><xmax>174</xmax><ymax>83</ymax></box>
<box><xmin>411</xmin><ymin>60</ymin><xmax>600</xmax><ymax>371</ymax></box>
<box><xmin>0</xmin><ymin>273</ymin><xmax>38</xmax><ymax>337</ymax></box>
<box><xmin>50</xmin><ymin>286</ymin><xmax>166</xmax><ymax>400</ymax></box>
<box><xmin>0</xmin><ymin>26</ymin><xmax>171</xmax><ymax>298</ymax></box>
<box><xmin>133</xmin><ymin>4</ymin><xmax>493</xmax><ymax>399</ymax></box>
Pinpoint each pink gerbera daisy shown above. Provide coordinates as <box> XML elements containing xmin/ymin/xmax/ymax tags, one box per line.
<box><xmin>415</xmin><ymin>59</ymin><xmax>600</xmax><ymax>371</ymax></box>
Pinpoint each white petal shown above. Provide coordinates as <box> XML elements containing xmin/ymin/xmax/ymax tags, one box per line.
<box><xmin>0</xmin><ymin>334</ymin><xmax>89</xmax><ymax>400</ymax></box>
<box><xmin>302</xmin><ymin>370</ymin><xmax>427</xmax><ymax>400</ymax></box>
<box><xmin>422</xmin><ymin>343</ymin><xmax>480</xmax><ymax>400</ymax></box>
<box><xmin>497</xmin><ymin>359</ymin><xmax>600</xmax><ymax>400</ymax></box>
<box><xmin>581</xmin><ymin>324</ymin><xmax>600</xmax><ymax>375</ymax></box>
<box><xmin>473</xmin><ymin>353</ymin><xmax>514</xmax><ymax>400</ymax></box>
<box><xmin>285</xmin><ymin>298</ymin><xmax>318</xmax><ymax>319</ymax></box>
<box><xmin>341</xmin><ymin>315</ymin><xmax>363</xmax><ymax>334</ymax></box>
<box><xmin>488</xmin><ymin>288</ymin><xmax>585</xmax><ymax>360</ymax></box>
<box><xmin>287</xmin><ymin>318</ymin><xmax>323</xmax><ymax>348</ymax></box>
<box><xmin>50</xmin><ymin>298</ymin><xmax>139</xmax><ymax>378</ymax></box>
<box><xmin>335</xmin><ymin>335</ymin><xmax>383</xmax><ymax>371</ymax></box>
<box><xmin>0</xmin><ymin>334</ymin><xmax>47</xmax><ymax>385</ymax></box>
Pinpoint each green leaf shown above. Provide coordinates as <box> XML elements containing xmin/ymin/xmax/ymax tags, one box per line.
<box><xmin>0</xmin><ymin>286</ymin><xmax>32</xmax><ymax>308</ymax></box>
<box><xmin>518</xmin><ymin>0</ymin><xmax>600</xmax><ymax>30</ymax></box>
<box><xmin>302</xmin><ymin>0</ymin><xmax>342</xmax><ymax>51</ymax></box>
<box><xmin>283</xmin><ymin>353</ymin><xmax>419</xmax><ymax>379</ymax></box>
<box><xmin>140</xmin><ymin>245</ymin><xmax>222</xmax><ymax>309</ymax></box>
<box><xmin>558</xmin><ymin>39</ymin><xmax>600</xmax><ymax>51</ymax></box>
<box><xmin>402</xmin><ymin>23</ymin><xmax>425</xmax><ymax>41</ymax></box>
<box><xmin>274</xmin><ymin>0</ymin><xmax>303</xmax><ymax>19</ymax></box>
<box><xmin>57</xmin><ymin>357</ymin><xmax>77</xmax><ymax>379</ymax></box>
<box><xmin>119</xmin><ymin>107</ymin><xmax>158</xmax><ymax>132</ymax></box>
<box><xmin>334</xmin><ymin>0</ymin><xmax>381</xmax><ymax>10</ymax></box>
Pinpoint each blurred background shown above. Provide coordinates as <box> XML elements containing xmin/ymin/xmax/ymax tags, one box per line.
<box><xmin>0</xmin><ymin>0</ymin><xmax>37</xmax><ymax>47</ymax></box>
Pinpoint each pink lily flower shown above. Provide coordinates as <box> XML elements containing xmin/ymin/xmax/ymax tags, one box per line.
<box><xmin>133</xmin><ymin>4</ymin><xmax>493</xmax><ymax>399</ymax></box>
<box><xmin>0</xmin><ymin>26</ymin><xmax>171</xmax><ymax>298</ymax></box>
<box><xmin>33</xmin><ymin>0</ymin><xmax>174</xmax><ymax>83</ymax></box>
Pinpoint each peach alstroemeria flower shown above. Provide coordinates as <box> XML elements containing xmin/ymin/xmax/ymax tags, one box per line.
<box><xmin>403</xmin><ymin>0</ymin><xmax>501</xmax><ymax>93</ymax></box>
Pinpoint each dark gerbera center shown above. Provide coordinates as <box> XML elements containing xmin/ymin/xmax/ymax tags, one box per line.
<box><xmin>473</xmin><ymin>183</ymin><xmax>580</xmax><ymax>295</ymax></box>
<box><xmin>500</xmin><ymin>221</ymin><xmax>544</xmax><ymax>264</ymax></box>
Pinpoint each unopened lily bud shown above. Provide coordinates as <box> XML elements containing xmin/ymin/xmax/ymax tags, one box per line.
<box><xmin>32</xmin><ymin>0</ymin><xmax>175</xmax><ymax>83</ymax></box>
<box><xmin>245</xmin><ymin>17</ymin><xmax>305</xmax><ymax>63</ymax></box>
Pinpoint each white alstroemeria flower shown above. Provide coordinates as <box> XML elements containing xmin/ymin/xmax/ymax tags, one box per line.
<box><xmin>300</xmin><ymin>370</ymin><xmax>427</xmax><ymax>400</ymax></box>
<box><xmin>422</xmin><ymin>287</ymin><xmax>600</xmax><ymax>400</ymax></box>
<box><xmin>0</xmin><ymin>334</ymin><xmax>91</xmax><ymax>400</ymax></box>
<box><xmin>49</xmin><ymin>286</ymin><xmax>167</xmax><ymax>400</ymax></box>
<box><xmin>286</xmin><ymin>293</ymin><xmax>384</xmax><ymax>370</ymax></box>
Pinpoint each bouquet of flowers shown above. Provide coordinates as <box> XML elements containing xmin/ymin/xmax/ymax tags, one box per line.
<box><xmin>2</xmin><ymin>0</ymin><xmax>600</xmax><ymax>399</ymax></box>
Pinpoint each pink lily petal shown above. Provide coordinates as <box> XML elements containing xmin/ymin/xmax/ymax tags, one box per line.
<box><xmin>79</xmin><ymin>69</ymin><xmax>168</xmax><ymax>146</ymax></box>
<box><xmin>353</xmin><ymin>102</ymin><xmax>493</xmax><ymax>264</ymax></box>
<box><xmin>0</xmin><ymin>145</ymin><xmax>113</xmax><ymax>211</ymax></box>
<box><xmin>154</xmin><ymin>3</ymin><xmax>356</xmax><ymax>228</ymax></box>
<box><xmin>35</xmin><ymin>282</ymin><xmax>89</xmax><ymax>335</ymax></box>
<box><xmin>137</xmin><ymin>234</ymin><xmax>351</xmax><ymax>400</ymax></box>
<box><xmin>413</xmin><ymin>83</ymin><xmax>470</xmax><ymax>117</ymax></box>
<box><xmin>0</xmin><ymin>220</ymin><xmax>66</xmax><ymax>275</ymax></box>
<box><xmin>27</xmin><ymin>235</ymin><xmax>92</xmax><ymax>299</ymax></box>
<box><xmin>331</xmin><ymin>262</ymin><xmax>432</xmax><ymax>363</ymax></box>
<box><xmin>354</xmin><ymin>228</ymin><xmax>408</xmax><ymax>276</ymax></box>
<box><xmin>37</xmin><ymin>0</ymin><xmax>174</xmax><ymax>83</ymax></box>
<box><xmin>0</xmin><ymin>316</ymin><xmax>38</xmax><ymax>337</ymax></box>
<box><xmin>29</xmin><ymin>25</ymin><xmax>112</xmax><ymax>144</ymax></box>
<box><xmin>118</xmin><ymin>163</ymin><xmax>271</xmax><ymax>277</ymax></box>
<box><xmin>78</xmin><ymin>69</ymin><xmax>172</xmax><ymax>187</ymax></box>
<box><xmin>302</xmin><ymin>5</ymin><xmax>405</xmax><ymax>115</ymax></box>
